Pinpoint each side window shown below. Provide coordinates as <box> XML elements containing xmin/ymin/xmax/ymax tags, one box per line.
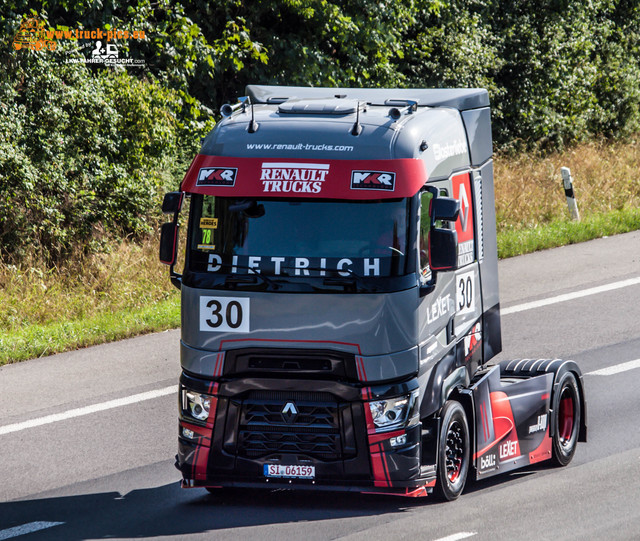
<box><xmin>419</xmin><ymin>187</ymin><xmax>450</xmax><ymax>277</ymax></box>
<box><xmin>419</xmin><ymin>191</ymin><xmax>433</xmax><ymax>276</ymax></box>
<box><xmin>437</xmin><ymin>188</ymin><xmax>452</xmax><ymax>229</ymax></box>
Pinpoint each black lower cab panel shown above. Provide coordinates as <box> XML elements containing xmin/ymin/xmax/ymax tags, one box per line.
<box><xmin>176</xmin><ymin>429</ymin><xmax>434</xmax><ymax>496</ymax></box>
<box><xmin>176</xmin><ymin>374</ymin><xmax>435</xmax><ymax>496</ymax></box>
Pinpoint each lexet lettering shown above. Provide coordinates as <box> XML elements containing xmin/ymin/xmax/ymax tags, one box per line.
<box><xmin>426</xmin><ymin>294</ymin><xmax>451</xmax><ymax>324</ymax></box>
<box><xmin>499</xmin><ymin>439</ymin><xmax>519</xmax><ymax>460</ymax></box>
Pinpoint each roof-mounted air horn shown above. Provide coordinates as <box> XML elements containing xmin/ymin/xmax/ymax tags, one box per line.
<box><xmin>220</xmin><ymin>96</ymin><xmax>259</xmax><ymax>133</ymax></box>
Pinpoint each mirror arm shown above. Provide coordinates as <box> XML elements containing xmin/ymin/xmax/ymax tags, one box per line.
<box><xmin>419</xmin><ymin>272</ymin><xmax>437</xmax><ymax>297</ymax></box>
<box><xmin>170</xmin><ymin>270</ymin><xmax>182</xmax><ymax>289</ymax></box>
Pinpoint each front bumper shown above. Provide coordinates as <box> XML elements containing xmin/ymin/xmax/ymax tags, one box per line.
<box><xmin>176</xmin><ymin>371</ymin><xmax>436</xmax><ymax>496</ymax></box>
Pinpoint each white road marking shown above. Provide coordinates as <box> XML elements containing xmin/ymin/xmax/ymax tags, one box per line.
<box><xmin>0</xmin><ymin>386</ymin><xmax>177</xmax><ymax>436</ymax></box>
<box><xmin>501</xmin><ymin>276</ymin><xmax>640</xmax><ymax>315</ymax></box>
<box><xmin>432</xmin><ymin>533</ymin><xmax>476</xmax><ymax>541</ymax></box>
<box><xmin>0</xmin><ymin>522</ymin><xmax>64</xmax><ymax>540</ymax></box>
<box><xmin>586</xmin><ymin>359</ymin><xmax>640</xmax><ymax>376</ymax></box>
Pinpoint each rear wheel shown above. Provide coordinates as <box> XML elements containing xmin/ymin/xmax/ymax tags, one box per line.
<box><xmin>435</xmin><ymin>400</ymin><xmax>470</xmax><ymax>501</ymax></box>
<box><xmin>551</xmin><ymin>371</ymin><xmax>581</xmax><ymax>466</ymax></box>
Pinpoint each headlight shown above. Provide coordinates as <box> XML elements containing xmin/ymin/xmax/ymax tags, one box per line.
<box><xmin>183</xmin><ymin>390</ymin><xmax>211</xmax><ymax>422</ymax></box>
<box><xmin>368</xmin><ymin>390</ymin><xmax>419</xmax><ymax>432</ymax></box>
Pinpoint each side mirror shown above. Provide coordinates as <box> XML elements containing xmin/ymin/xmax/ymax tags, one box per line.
<box><xmin>419</xmin><ymin>190</ymin><xmax>460</xmax><ymax>296</ymax></box>
<box><xmin>429</xmin><ymin>228</ymin><xmax>458</xmax><ymax>272</ymax></box>
<box><xmin>160</xmin><ymin>191</ymin><xmax>184</xmax><ymax>289</ymax></box>
<box><xmin>162</xmin><ymin>192</ymin><xmax>183</xmax><ymax>214</ymax></box>
<box><xmin>159</xmin><ymin>222</ymin><xmax>179</xmax><ymax>265</ymax></box>
<box><xmin>431</xmin><ymin>196</ymin><xmax>460</xmax><ymax>223</ymax></box>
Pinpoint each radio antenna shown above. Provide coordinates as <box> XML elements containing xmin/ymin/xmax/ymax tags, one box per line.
<box><xmin>351</xmin><ymin>102</ymin><xmax>363</xmax><ymax>136</ymax></box>
<box><xmin>247</xmin><ymin>97</ymin><xmax>259</xmax><ymax>133</ymax></box>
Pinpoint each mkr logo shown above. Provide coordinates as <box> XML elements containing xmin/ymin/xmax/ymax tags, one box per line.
<box><xmin>350</xmin><ymin>170</ymin><xmax>396</xmax><ymax>191</ymax></box>
<box><xmin>196</xmin><ymin>167</ymin><xmax>238</xmax><ymax>187</ymax></box>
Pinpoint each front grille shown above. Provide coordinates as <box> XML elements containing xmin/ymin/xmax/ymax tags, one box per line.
<box><xmin>223</xmin><ymin>348</ymin><xmax>355</xmax><ymax>379</ymax></box>
<box><xmin>237</xmin><ymin>391</ymin><xmax>344</xmax><ymax>460</ymax></box>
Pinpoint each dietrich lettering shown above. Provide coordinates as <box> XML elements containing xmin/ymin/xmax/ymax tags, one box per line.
<box><xmin>207</xmin><ymin>254</ymin><xmax>383</xmax><ymax>277</ymax></box>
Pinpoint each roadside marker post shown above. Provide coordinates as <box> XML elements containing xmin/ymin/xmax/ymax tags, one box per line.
<box><xmin>561</xmin><ymin>167</ymin><xmax>580</xmax><ymax>221</ymax></box>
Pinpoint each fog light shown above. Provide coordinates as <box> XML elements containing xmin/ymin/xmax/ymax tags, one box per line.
<box><xmin>390</xmin><ymin>434</ymin><xmax>407</xmax><ymax>447</ymax></box>
<box><xmin>182</xmin><ymin>427</ymin><xmax>195</xmax><ymax>439</ymax></box>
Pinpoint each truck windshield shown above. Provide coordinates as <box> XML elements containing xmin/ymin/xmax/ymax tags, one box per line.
<box><xmin>188</xmin><ymin>195</ymin><xmax>410</xmax><ymax>279</ymax></box>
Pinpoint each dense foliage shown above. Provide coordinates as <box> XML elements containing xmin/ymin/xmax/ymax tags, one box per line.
<box><xmin>2</xmin><ymin>0</ymin><xmax>640</xmax><ymax>264</ymax></box>
<box><xmin>0</xmin><ymin>42</ymin><xmax>213</xmax><ymax>262</ymax></box>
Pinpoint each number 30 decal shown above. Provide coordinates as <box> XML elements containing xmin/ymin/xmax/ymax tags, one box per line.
<box><xmin>456</xmin><ymin>270</ymin><xmax>475</xmax><ymax>315</ymax></box>
<box><xmin>199</xmin><ymin>296</ymin><xmax>250</xmax><ymax>333</ymax></box>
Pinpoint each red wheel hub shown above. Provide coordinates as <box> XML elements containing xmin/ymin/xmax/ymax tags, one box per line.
<box><xmin>558</xmin><ymin>391</ymin><xmax>575</xmax><ymax>444</ymax></box>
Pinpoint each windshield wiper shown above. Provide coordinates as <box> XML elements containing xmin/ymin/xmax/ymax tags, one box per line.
<box><xmin>228</xmin><ymin>200</ymin><xmax>265</xmax><ymax>218</ymax></box>
<box><xmin>280</xmin><ymin>266</ymin><xmax>364</xmax><ymax>280</ymax></box>
<box><xmin>279</xmin><ymin>265</ymin><xmax>370</xmax><ymax>292</ymax></box>
<box><xmin>323</xmin><ymin>277</ymin><xmax>357</xmax><ymax>289</ymax></box>
<box><xmin>223</xmin><ymin>265</ymin><xmax>280</xmax><ymax>289</ymax></box>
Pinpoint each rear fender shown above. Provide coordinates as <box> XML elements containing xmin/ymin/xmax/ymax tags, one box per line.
<box><xmin>499</xmin><ymin>359</ymin><xmax>587</xmax><ymax>443</ymax></box>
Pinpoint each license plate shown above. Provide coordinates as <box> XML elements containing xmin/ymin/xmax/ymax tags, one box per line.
<box><xmin>264</xmin><ymin>464</ymin><xmax>315</xmax><ymax>479</ymax></box>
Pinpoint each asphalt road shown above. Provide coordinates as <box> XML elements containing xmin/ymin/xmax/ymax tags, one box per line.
<box><xmin>1</xmin><ymin>231</ymin><xmax>639</xmax><ymax>541</ymax></box>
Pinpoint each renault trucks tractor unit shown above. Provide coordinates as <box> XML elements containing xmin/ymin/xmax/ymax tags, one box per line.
<box><xmin>159</xmin><ymin>86</ymin><xmax>587</xmax><ymax>500</ymax></box>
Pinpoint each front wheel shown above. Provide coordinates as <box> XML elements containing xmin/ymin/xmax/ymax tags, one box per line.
<box><xmin>551</xmin><ymin>371</ymin><xmax>581</xmax><ymax>466</ymax></box>
<box><xmin>434</xmin><ymin>400</ymin><xmax>470</xmax><ymax>501</ymax></box>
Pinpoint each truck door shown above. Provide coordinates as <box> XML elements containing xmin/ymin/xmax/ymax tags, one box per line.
<box><xmin>450</xmin><ymin>172</ymin><xmax>483</xmax><ymax>375</ymax></box>
<box><xmin>417</xmin><ymin>186</ymin><xmax>457</xmax><ymax>371</ymax></box>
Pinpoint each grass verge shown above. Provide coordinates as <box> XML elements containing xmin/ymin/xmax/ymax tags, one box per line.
<box><xmin>497</xmin><ymin>207</ymin><xmax>640</xmax><ymax>258</ymax></box>
<box><xmin>0</xmin><ymin>235</ymin><xmax>180</xmax><ymax>366</ymax></box>
<box><xmin>0</xmin><ymin>295</ymin><xmax>180</xmax><ymax>365</ymax></box>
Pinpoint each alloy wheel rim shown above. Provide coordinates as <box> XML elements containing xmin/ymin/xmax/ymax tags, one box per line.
<box><xmin>445</xmin><ymin>420</ymin><xmax>465</xmax><ymax>482</ymax></box>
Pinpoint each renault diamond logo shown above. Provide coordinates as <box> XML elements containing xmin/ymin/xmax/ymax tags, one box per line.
<box><xmin>281</xmin><ymin>402</ymin><xmax>298</xmax><ymax>423</ymax></box>
<box><xmin>459</xmin><ymin>183</ymin><xmax>469</xmax><ymax>232</ymax></box>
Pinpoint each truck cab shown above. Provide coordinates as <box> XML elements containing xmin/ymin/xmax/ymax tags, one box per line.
<box><xmin>161</xmin><ymin>86</ymin><xmax>585</xmax><ymax>499</ymax></box>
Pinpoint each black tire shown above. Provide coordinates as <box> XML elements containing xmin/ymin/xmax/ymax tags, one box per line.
<box><xmin>435</xmin><ymin>400</ymin><xmax>470</xmax><ymax>501</ymax></box>
<box><xmin>551</xmin><ymin>371</ymin><xmax>581</xmax><ymax>467</ymax></box>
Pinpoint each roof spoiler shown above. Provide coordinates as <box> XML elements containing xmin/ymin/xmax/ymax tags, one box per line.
<box><xmin>245</xmin><ymin>85</ymin><xmax>489</xmax><ymax>111</ymax></box>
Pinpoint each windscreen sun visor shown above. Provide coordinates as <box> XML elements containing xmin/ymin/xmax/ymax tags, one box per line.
<box><xmin>180</xmin><ymin>155</ymin><xmax>428</xmax><ymax>200</ymax></box>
